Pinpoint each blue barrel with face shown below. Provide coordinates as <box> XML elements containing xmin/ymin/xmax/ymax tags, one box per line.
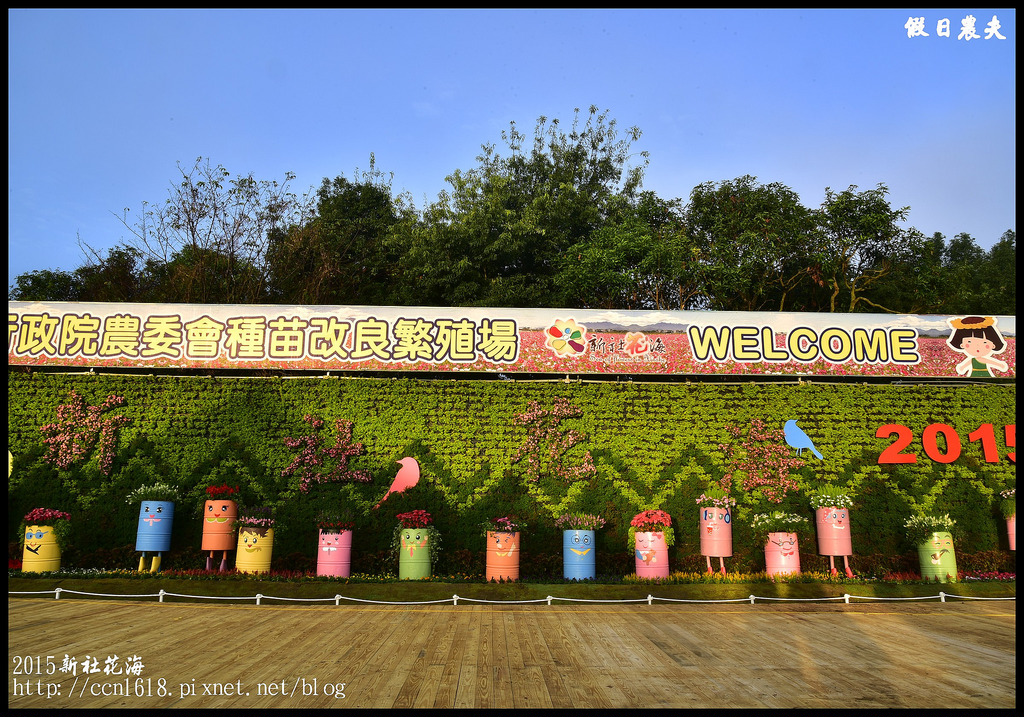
<box><xmin>563</xmin><ymin>530</ymin><xmax>596</xmax><ymax>580</ymax></box>
<box><xmin>135</xmin><ymin>501</ymin><xmax>174</xmax><ymax>552</ymax></box>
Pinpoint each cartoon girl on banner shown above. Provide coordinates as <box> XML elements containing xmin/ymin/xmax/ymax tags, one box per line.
<box><xmin>947</xmin><ymin>316</ymin><xmax>1009</xmax><ymax>378</ymax></box>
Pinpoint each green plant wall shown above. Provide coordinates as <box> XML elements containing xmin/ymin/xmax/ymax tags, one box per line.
<box><xmin>7</xmin><ymin>372</ymin><xmax>1016</xmax><ymax>575</ymax></box>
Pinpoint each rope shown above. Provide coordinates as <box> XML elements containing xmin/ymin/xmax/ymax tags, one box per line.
<box><xmin>8</xmin><ymin>587</ymin><xmax>1015</xmax><ymax>606</ymax></box>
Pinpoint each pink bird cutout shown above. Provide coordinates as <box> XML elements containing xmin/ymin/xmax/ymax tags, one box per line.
<box><xmin>373</xmin><ymin>457</ymin><xmax>420</xmax><ymax>509</ymax></box>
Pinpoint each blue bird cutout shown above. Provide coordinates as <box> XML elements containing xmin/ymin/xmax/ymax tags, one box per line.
<box><xmin>783</xmin><ymin>420</ymin><xmax>823</xmax><ymax>459</ymax></box>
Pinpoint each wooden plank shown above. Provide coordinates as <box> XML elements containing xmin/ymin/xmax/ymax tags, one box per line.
<box><xmin>7</xmin><ymin>598</ymin><xmax>1016</xmax><ymax>709</ymax></box>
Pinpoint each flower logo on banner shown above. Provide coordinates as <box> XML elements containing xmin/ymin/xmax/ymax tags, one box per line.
<box><xmin>623</xmin><ymin>331</ymin><xmax>650</xmax><ymax>357</ymax></box>
<box><xmin>545</xmin><ymin>318</ymin><xmax>587</xmax><ymax>357</ymax></box>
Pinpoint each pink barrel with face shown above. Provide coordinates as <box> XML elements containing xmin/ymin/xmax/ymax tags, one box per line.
<box><xmin>699</xmin><ymin>507</ymin><xmax>733</xmax><ymax>557</ymax></box>
<box><xmin>815</xmin><ymin>506</ymin><xmax>853</xmax><ymax>556</ymax></box>
<box><xmin>317</xmin><ymin>529</ymin><xmax>353</xmax><ymax>577</ymax></box>
<box><xmin>1007</xmin><ymin>515</ymin><xmax>1015</xmax><ymax>551</ymax></box>
<box><xmin>634</xmin><ymin>531</ymin><xmax>669</xmax><ymax>578</ymax></box>
<box><xmin>764</xmin><ymin>531</ymin><xmax>801</xmax><ymax>576</ymax></box>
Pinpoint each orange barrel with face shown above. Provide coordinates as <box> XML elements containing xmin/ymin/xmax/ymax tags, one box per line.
<box><xmin>236</xmin><ymin>527</ymin><xmax>274</xmax><ymax>574</ymax></box>
<box><xmin>633</xmin><ymin>531</ymin><xmax>669</xmax><ymax>578</ymax></box>
<box><xmin>485</xmin><ymin>531</ymin><xmax>521</xmax><ymax>581</ymax></box>
<box><xmin>815</xmin><ymin>506</ymin><xmax>853</xmax><ymax>556</ymax></box>
<box><xmin>917</xmin><ymin>531</ymin><xmax>957</xmax><ymax>583</ymax></box>
<box><xmin>201</xmin><ymin>500</ymin><xmax>237</xmax><ymax>551</ymax></box>
<box><xmin>316</xmin><ymin>529</ymin><xmax>353</xmax><ymax>577</ymax></box>
<box><xmin>22</xmin><ymin>525</ymin><xmax>61</xmax><ymax>572</ymax></box>
<box><xmin>699</xmin><ymin>507</ymin><xmax>733</xmax><ymax>557</ymax></box>
<box><xmin>764</xmin><ymin>531</ymin><xmax>801</xmax><ymax>577</ymax></box>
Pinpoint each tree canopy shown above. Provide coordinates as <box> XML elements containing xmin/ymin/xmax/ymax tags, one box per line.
<box><xmin>9</xmin><ymin>110</ymin><xmax>1015</xmax><ymax>316</ymax></box>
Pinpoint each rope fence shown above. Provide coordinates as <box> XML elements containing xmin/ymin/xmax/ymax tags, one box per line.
<box><xmin>9</xmin><ymin>587</ymin><xmax>1015</xmax><ymax>606</ymax></box>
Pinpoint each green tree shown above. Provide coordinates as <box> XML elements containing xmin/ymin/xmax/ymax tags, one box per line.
<box><xmin>556</xmin><ymin>193</ymin><xmax>699</xmax><ymax>310</ymax></box>
<box><xmin>9</xmin><ymin>268</ymin><xmax>83</xmax><ymax>301</ymax></box>
<box><xmin>685</xmin><ymin>175</ymin><xmax>820</xmax><ymax>311</ymax></box>
<box><xmin>394</xmin><ymin>106</ymin><xmax>650</xmax><ymax>307</ymax></box>
<box><xmin>110</xmin><ymin>157</ymin><xmax>311</xmax><ymax>303</ymax></box>
<box><xmin>267</xmin><ymin>156</ymin><xmax>414</xmax><ymax>305</ymax></box>
<box><xmin>816</xmin><ymin>183</ymin><xmax>913</xmax><ymax>312</ymax></box>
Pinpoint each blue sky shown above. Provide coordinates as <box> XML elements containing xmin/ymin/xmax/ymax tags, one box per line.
<box><xmin>8</xmin><ymin>9</ymin><xmax>1016</xmax><ymax>290</ymax></box>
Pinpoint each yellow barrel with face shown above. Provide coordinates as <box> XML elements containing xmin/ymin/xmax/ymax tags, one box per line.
<box><xmin>22</xmin><ymin>525</ymin><xmax>61</xmax><ymax>572</ymax></box>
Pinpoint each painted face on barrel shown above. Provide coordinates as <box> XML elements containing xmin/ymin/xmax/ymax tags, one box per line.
<box><xmin>319</xmin><ymin>531</ymin><xmax>343</xmax><ymax>553</ymax></box>
<box><xmin>205</xmin><ymin>500</ymin><xmax>234</xmax><ymax>524</ymax></box>
<box><xmin>140</xmin><ymin>503</ymin><xmax>164</xmax><ymax>528</ymax></box>
<box><xmin>240</xmin><ymin>529</ymin><xmax>263</xmax><ymax>553</ymax></box>
<box><xmin>771</xmin><ymin>534</ymin><xmax>798</xmax><ymax>557</ymax></box>
<box><xmin>491</xmin><ymin>531</ymin><xmax>518</xmax><ymax>557</ymax></box>
<box><xmin>928</xmin><ymin>533</ymin><xmax>955</xmax><ymax>566</ymax></box>
<box><xmin>569</xmin><ymin>531</ymin><xmax>592</xmax><ymax>558</ymax></box>
<box><xmin>24</xmin><ymin>526</ymin><xmax>49</xmax><ymax>555</ymax></box>
<box><xmin>702</xmin><ymin>508</ymin><xmax>731</xmax><ymax>535</ymax></box>
<box><xmin>824</xmin><ymin>509</ymin><xmax>847</xmax><ymax>531</ymax></box>
<box><xmin>401</xmin><ymin>529</ymin><xmax>428</xmax><ymax>557</ymax></box>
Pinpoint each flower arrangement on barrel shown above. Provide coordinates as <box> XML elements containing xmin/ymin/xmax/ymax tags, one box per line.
<box><xmin>393</xmin><ymin>510</ymin><xmax>441</xmax><ymax>579</ymax></box>
<box><xmin>750</xmin><ymin>511</ymin><xmax>809</xmax><ymax>577</ymax></box>
<box><xmin>629</xmin><ymin>509</ymin><xmax>674</xmax><ymax>578</ymax></box>
<box><xmin>202</xmin><ymin>483</ymin><xmax>240</xmax><ymax>571</ymax></box>
<box><xmin>234</xmin><ymin>505</ymin><xmax>276</xmax><ymax>574</ymax></box>
<box><xmin>127</xmin><ymin>482</ymin><xmax>181</xmax><ymax>573</ymax></box>
<box><xmin>316</xmin><ymin>509</ymin><xmax>356</xmax><ymax>577</ymax></box>
<box><xmin>810</xmin><ymin>484</ymin><xmax>856</xmax><ymax>577</ymax></box>
<box><xmin>1000</xmin><ymin>488</ymin><xmax>1015</xmax><ymax>551</ymax></box>
<box><xmin>904</xmin><ymin>513</ymin><xmax>958</xmax><ymax>583</ymax></box>
<box><xmin>556</xmin><ymin>513</ymin><xmax>605</xmax><ymax>580</ymax></box>
<box><xmin>696</xmin><ymin>485</ymin><xmax>736</xmax><ymax>574</ymax></box>
<box><xmin>19</xmin><ymin>508</ymin><xmax>72</xmax><ymax>572</ymax></box>
<box><xmin>481</xmin><ymin>515</ymin><xmax>527</xmax><ymax>581</ymax></box>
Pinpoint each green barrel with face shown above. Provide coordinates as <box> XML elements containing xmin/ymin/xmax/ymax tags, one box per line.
<box><xmin>399</xmin><ymin>527</ymin><xmax>431</xmax><ymax>579</ymax></box>
<box><xmin>917</xmin><ymin>531</ymin><xmax>957</xmax><ymax>583</ymax></box>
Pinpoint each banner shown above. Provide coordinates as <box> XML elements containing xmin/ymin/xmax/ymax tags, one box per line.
<box><xmin>8</xmin><ymin>302</ymin><xmax>1016</xmax><ymax>379</ymax></box>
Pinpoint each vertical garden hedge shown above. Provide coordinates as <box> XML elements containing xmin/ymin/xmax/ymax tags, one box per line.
<box><xmin>7</xmin><ymin>371</ymin><xmax>1016</xmax><ymax>576</ymax></box>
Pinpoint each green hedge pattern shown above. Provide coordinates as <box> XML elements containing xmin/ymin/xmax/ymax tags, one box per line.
<box><xmin>7</xmin><ymin>372</ymin><xmax>1016</xmax><ymax>575</ymax></box>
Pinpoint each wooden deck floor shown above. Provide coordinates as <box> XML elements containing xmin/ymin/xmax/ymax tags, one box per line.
<box><xmin>8</xmin><ymin>598</ymin><xmax>1015</xmax><ymax>709</ymax></box>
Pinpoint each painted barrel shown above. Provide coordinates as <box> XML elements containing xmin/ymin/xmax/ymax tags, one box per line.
<box><xmin>563</xmin><ymin>530</ymin><xmax>596</xmax><ymax>580</ymax></box>
<box><xmin>135</xmin><ymin>500</ymin><xmax>175</xmax><ymax>552</ymax></box>
<box><xmin>699</xmin><ymin>507</ymin><xmax>733</xmax><ymax>557</ymax></box>
<box><xmin>201</xmin><ymin>499</ymin><xmax>238</xmax><ymax>551</ymax></box>
<box><xmin>764</xmin><ymin>531</ymin><xmax>801</xmax><ymax>577</ymax></box>
<box><xmin>1007</xmin><ymin>515</ymin><xmax>1015</xmax><ymax>551</ymax></box>
<box><xmin>317</xmin><ymin>529</ymin><xmax>353</xmax><ymax>577</ymax></box>
<box><xmin>22</xmin><ymin>525</ymin><xmax>61</xmax><ymax>572</ymax></box>
<box><xmin>486</xmin><ymin>531</ymin><xmax>521</xmax><ymax>581</ymax></box>
<box><xmin>917</xmin><ymin>531</ymin><xmax>957</xmax><ymax>583</ymax></box>
<box><xmin>815</xmin><ymin>506</ymin><xmax>853</xmax><ymax>556</ymax></box>
<box><xmin>398</xmin><ymin>527</ymin><xmax>432</xmax><ymax>580</ymax></box>
<box><xmin>634</xmin><ymin>531</ymin><xmax>669</xmax><ymax>578</ymax></box>
<box><xmin>236</xmin><ymin>527</ymin><xmax>274</xmax><ymax>574</ymax></box>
